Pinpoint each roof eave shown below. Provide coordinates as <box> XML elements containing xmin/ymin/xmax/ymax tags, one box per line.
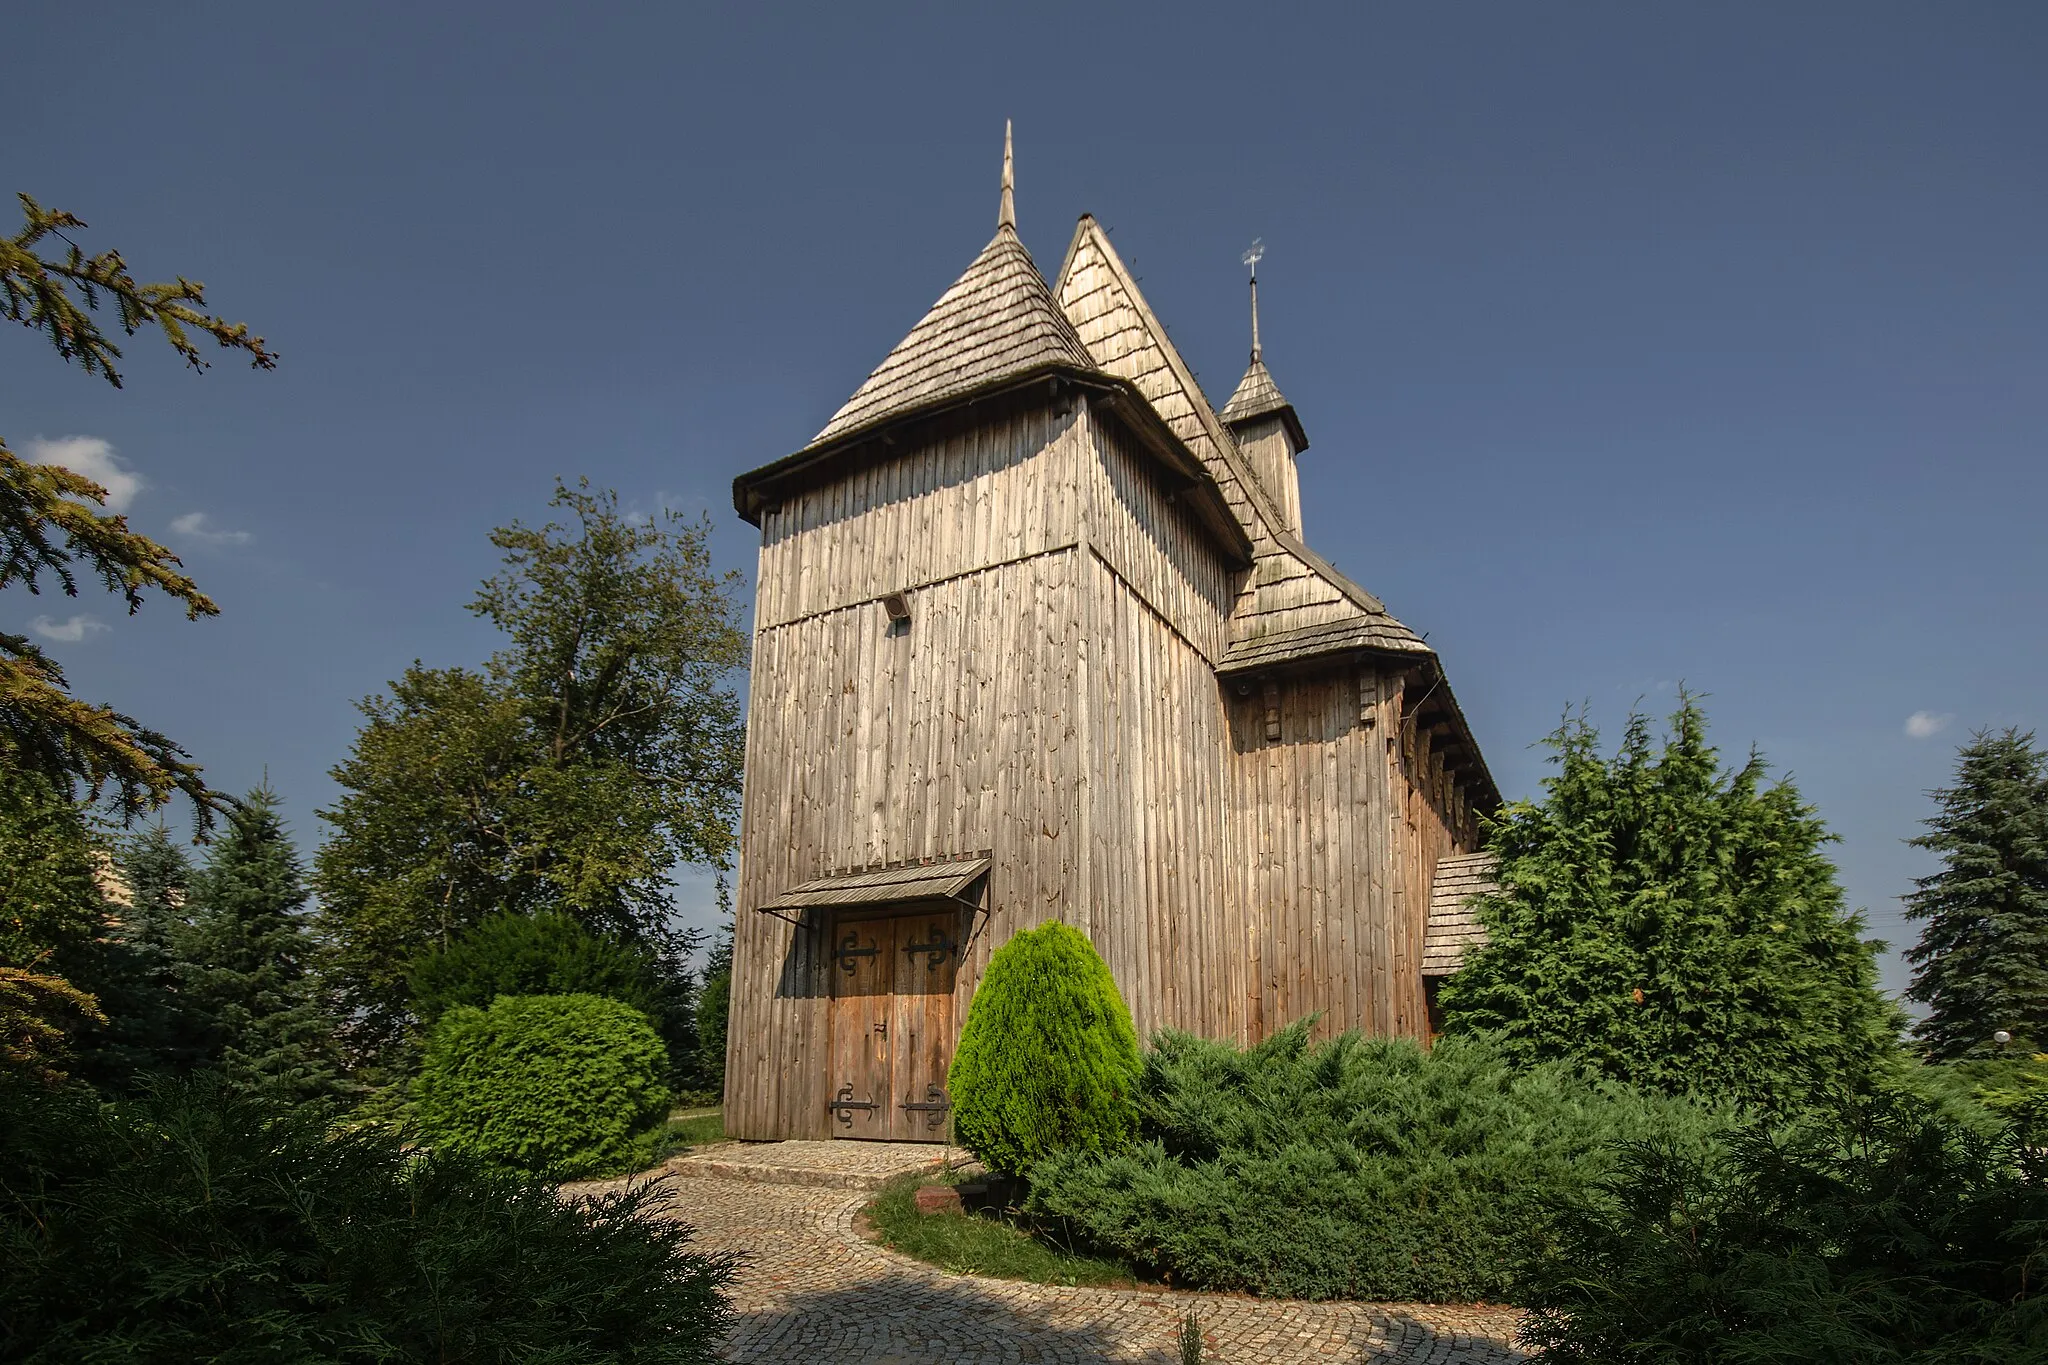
<box><xmin>732</xmin><ymin>360</ymin><xmax>1090</xmax><ymax>524</ymax></box>
<box><xmin>730</xmin><ymin>365</ymin><xmax>1253</xmax><ymax>566</ymax></box>
<box><xmin>1222</xmin><ymin>402</ymin><xmax>1310</xmax><ymax>454</ymax></box>
<box><xmin>1213</xmin><ymin>647</ymin><xmax>1502</xmax><ymax>813</ymax></box>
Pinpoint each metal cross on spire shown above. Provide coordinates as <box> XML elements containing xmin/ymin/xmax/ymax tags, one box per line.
<box><xmin>1242</xmin><ymin>238</ymin><xmax>1265</xmax><ymax>361</ymax></box>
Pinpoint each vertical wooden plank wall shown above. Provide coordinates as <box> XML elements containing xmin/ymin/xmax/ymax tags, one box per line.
<box><xmin>729</xmin><ymin>392</ymin><xmax>1489</xmax><ymax>1137</ymax></box>
<box><xmin>1079</xmin><ymin>412</ymin><xmax>1239</xmax><ymax>1043</ymax></box>
<box><xmin>1221</xmin><ymin>671</ymin><xmax>1405</xmax><ymax>1042</ymax></box>
<box><xmin>727</xmin><ymin>410</ymin><xmax>1093</xmax><ymax>1139</ymax></box>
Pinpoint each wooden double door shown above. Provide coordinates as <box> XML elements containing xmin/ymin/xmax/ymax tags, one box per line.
<box><xmin>827</xmin><ymin>909</ymin><xmax>962</xmax><ymax>1140</ymax></box>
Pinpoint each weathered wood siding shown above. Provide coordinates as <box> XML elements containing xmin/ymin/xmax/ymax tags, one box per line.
<box><xmin>1221</xmin><ymin>666</ymin><xmax>1408</xmax><ymax>1042</ymax></box>
<box><xmin>728</xmin><ymin>410</ymin><xmax>1093</xmax><ymax>1139</ymax></box>
<box><xmin>753</xmin><ymin>406</ymin><xmax>1084</xmax><ymax>629</ymax></box>
<box><xmin>1077</xmin><ymin>408</ymin><xmax>1239</xmax><ymax>1041</ymax></box>
<box><xmin>730</xmin><ymin>383</ymin><xmax>1485</xmax><ymax>1136</ymax></box>
<box><xmin>1231</xmin><ymin>414</ymin><xmax>1303</xmax><ymax>539</ymax></box>
<box><xmin>1056</xmin><ymin>219</ymin><xmax>1380</xmax><ymax>645</ymax></box>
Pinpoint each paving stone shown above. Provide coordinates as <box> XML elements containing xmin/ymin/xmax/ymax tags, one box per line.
<box><xmin>578</xmin><ymin>1166</ymin><xmax>1529</xmax><ymax>1363</ymax></box>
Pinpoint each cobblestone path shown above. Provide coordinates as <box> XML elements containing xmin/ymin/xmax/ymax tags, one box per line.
<box><xmin>613</xmin><ymin>1169</ymin><xmax>1528</xmax><ymax>1364</ymax></box>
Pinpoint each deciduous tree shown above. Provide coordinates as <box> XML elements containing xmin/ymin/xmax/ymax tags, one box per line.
<box><xmin>316</xmin><ymin>480</ymin><xmax>746</xmax><ymax>1063</ymax></box>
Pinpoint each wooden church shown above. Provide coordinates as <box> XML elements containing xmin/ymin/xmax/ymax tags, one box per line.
<box><xmin>724</xmin><ymin>129</ymin><xmax>1498</xmax><ymax>1141</ymax></box>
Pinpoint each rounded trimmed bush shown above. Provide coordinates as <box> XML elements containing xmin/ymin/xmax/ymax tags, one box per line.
<box><xmin>415</xmin><ymin>993</ymin><xmax>669</xmax><ymax>1178</ymax></box>
<box><xmin>948</xmin><ymin>920</ymin><xmax>1140</xmax><ymax>1176</ymax></box>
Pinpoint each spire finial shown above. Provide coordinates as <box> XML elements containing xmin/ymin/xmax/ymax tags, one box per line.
<box><xmin>999</xmin><ymin>120</ymin><xmax>1015</xmax><ymax>231</ymax></box>
<box><xmin>1242</xmin><ymin>238</ymin><xmax>1265</xmax><ymax>361</ymax></box>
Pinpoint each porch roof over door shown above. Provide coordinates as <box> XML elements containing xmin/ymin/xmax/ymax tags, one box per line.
<box><xmin>756</xmin><ymin>856</ymin><xmax>992</xmax><ymax>912</ymax></box>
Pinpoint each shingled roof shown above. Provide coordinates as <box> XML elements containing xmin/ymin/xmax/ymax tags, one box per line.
<box><xmin>803</xmin><ymin>224</ymin><xmax>1098</xmax><ymax>451</ymax></box>
<box><xmin>1219</xmin><ymin>356</ymin><xmax>1309</xmax><ymax>451</ymax></box>
<box><xmin>1421</xmin><ymin>852</ymin><xmax>1499</xmax><ymax>977</ymax></box>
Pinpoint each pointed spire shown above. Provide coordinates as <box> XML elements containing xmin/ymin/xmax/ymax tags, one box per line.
<box><xmin>1242</xmin><ymin>238</ymin><xmax>1265</xmax><ymax>361</ymax></box>
<box><xmin>998</xmin><ymin>120</ymin><xmax>1015</xmax><ymax>232</ymax></box>
<box><xmin>1250</xmin><ymin>274</ymin><xmax>1262</xmax><ymax>360</ymax></box>
<box><xmin>1221</xmin><ymin>239</ymin><xmax>1307</xmax><ymax>453</ymax></box>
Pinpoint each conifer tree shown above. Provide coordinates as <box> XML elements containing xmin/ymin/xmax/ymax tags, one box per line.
<box><xmin>695</xmin><ymin>927</ymin><xmax>732</xmax><ymax>1097</ymax></box>
<box><xmin>4</xmin><ymin>193</ymin><xmax>275</xmax><ymax>826</ymax></box>
<box><xmin>1440</xmin><ymin>695</ymin><xmax>1900</xmax><ymax>1112</ymax></box>
<box><xmin>0</xmin><ymin>765</ymin><xmax>108</xmax><ymax>1081</ymax></box>
<box><xmin>68</xmin><ymin>825</ymin><xmax>211</xmax><ymax>1088</ymax></box>
<box><xmin>178</xmin><ymin>787</ymin><xmax>344</xmax><ymax>1103</ymax></box>
<box><xmin>1905</xmin><ymin>729</ymin><xmax>2048</xmax><ymax>1059</ymax></box>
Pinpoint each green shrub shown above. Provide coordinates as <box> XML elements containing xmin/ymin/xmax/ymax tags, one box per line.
<box><xmin>1441</xmin><ymin>697</ymin><xmax>1900</xmax><ymax>1113</ymax></box>
<box><xmin>415</xmin><ymin>993</ymin><xmax>670</xmax><ymax>1178</ymax></box>
<box><xmin>410</xmin><ymin>910</ymin><xmax>668</xmax><ymax>1026</ymax></box>
<box><xmin>1518</xmin><ymin>1094</ymin><xmax>2048</xmax><ymax>1362</ymax></box>
<box><xmin>0</xmin><ymin>1076</ymin><xmax>731</xmax><ymax>1363</ymax></box>
<box><xmin>408</xmin><ymin>912</ymin><xmax>708</xmax><ymax>1091</ymax></box>
<box><xmin>949</xmin><ymin>920</ymin><xmax>1140</xmax><ymax>1177</ymax></box>
<box><xmin>1027</xmin><ymin>1024</ymin><xmax>1722</xmax><ymax>1302</ymax></box>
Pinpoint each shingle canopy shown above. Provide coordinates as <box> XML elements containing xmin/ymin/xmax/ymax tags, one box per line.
<box><xmin>806</xmin><ymin>226</ymin><xmax>1099</xmax><ymax>451</ymax></box>
<box><xmin>1422</xmin><ymin>852</ymin><xmax>1499</xmax><ymax>977</ymax></box>
<box><xmin>758</xmin><ymin>857</ymin><xmax>992</xmax><ymax>912</ymax></box>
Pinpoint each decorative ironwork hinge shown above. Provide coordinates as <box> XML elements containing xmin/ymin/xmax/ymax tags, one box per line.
<box><xmin>836</xmin><ymin>931</ymin><xmax>879</xmax><ymax>976</ymax></box>
<box><xmin>828</xmin><ymin>1083</ymin><xmax>878</xmax><ymax>1127</ymax></box>
<box><xmin>899</xmin><ymin>1085</ymin><xmax>951</xmax><ymax>1130</ymax></box>
<box><xmin>902</xmin><ymin>926</ymin><xmax>955</xmax><ymax>968</ymax></box>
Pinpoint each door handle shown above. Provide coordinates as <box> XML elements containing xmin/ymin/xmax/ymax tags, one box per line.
<box><xmin>873</xmin><ymin>1020</ymin><xmax>887</xmax><ymax>1038</ymax></box>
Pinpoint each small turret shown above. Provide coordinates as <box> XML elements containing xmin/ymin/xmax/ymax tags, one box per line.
<box><xmin>1219</xmin><ymin>248</ymin><xmax>1309</xmax><ymax>535</ymax></box>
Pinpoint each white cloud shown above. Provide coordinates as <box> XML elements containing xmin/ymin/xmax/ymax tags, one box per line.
<box><xmin>170</xmin><ymin>511</ymin><xmax>251</xmax><ymax>546</ymax></box>
<box><xmin>30</xmin><ymin>613</ymin><xmax>110</xmax><ymax>643</ymax></box>
<box><xmin>1904</xmin><ymin>711</ymin><xmax>1953</xmax><ymax>740</ymax></box>
<box><xmin>24</xmin><ymin>436</ymin><xmax>143</xmax><ymax>512</ymax></box>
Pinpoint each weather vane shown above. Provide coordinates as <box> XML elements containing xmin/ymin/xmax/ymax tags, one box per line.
<box><xmin>1242</xmin><ymin>238</ymin><xmax>1264</xmax><ymax>277</ymax></box>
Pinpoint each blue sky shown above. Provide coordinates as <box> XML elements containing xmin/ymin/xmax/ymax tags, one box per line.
<box><xmin>8</xmin><ymin>3</ymin><xmax>2044</xmax><ymax>991</ymax></box>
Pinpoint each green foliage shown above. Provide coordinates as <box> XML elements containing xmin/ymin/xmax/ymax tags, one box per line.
<box><xmin>1441</xmin><ymin>695</ymin><xmax>1900</xmax><ymax>1113</ymax></box>
<box><xmin>1029</xmin><ymin>1025</ymin><xmax>1720</xmax><ymax>1302</ymax></box>
<box><xmin>415</xmin><ymin>993</ymin><xmax>670</xmax><ymax>1178</ymax></box>
<box><xmin>316</xmin><ymin>479</ymin><xmax>747</xmax><ymax>1064</ymax></box>
<box><xmin>175</xmin><ymin>787</ymin><xmax>346</xmax><ymax>1103</ymax></box>
<box><xmin>949</xmin><ymin>920</ymin><xmax>1141</xmax><ymax>1177</ymax></box>
<box><xmin>0</xmin><ymin>764</ymin><xmax>104</xmax><ymax>975</ymax></box>
<box><xmin>67</xmin><ymin>823</ymin><xmax>213</xmax><ymax>1091</ymax></box>
<box><xmin>696</xmin><ymin>927</ymin><xmax>732</xmax><ymax>1098</ymax></box>
<box><xmin>1905</xmin><ymin>728</ymin><xmax>2048</xmax><ymax>1060</ymax></box>
<box><xmin>409</xmin><ymin>910</ymin><xmax>666</xmax><ymax>1025</ymax></box>
<box><xmin>0</xmin><ymin>1075</ymin><xmax>731</xmax><ymax>1364</ymax></box>
<box><xmin>0</xmin><ymin>765</ymin><xmax>110</xmax><ymax>1082</ymax></box>
<box><xmin>1517</xmin><ymin>1094</ymin><xmax>2048</xmax><ymax>1363</ymax></box>
<box><xmin>865</xmin><ymin>1172</ymin><xmax>1134</xmax><ymax>1288</ymax></box>
<box><xmin>3</xmin><ymin>194</ymin><xmax>274</xmax><ymax>826</ymax></box>
<box><xmin>410</xmin><ymin>910</ymin><xmax>703</xmax><ymax>1089</ymax></box>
